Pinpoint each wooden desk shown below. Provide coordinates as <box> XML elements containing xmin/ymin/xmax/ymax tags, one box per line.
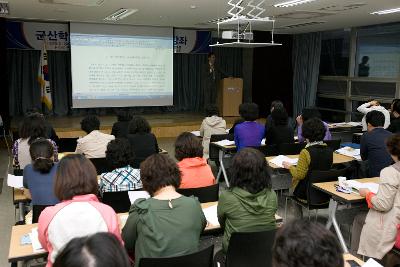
<box><xmin>313</xmin><ymin>177</ymin><xmax>380</xmax><ymax>254</ymax></box>
<box><xmin>266</xmin><ymin>153</ymin><xmax>355</xmax><ymax>169</ymax></box>
<box><xmin>8</xmin><ymin>224</ymin><xmax>47</xmax><ymax>262</ymax></box>
<box><xmin>210</xmin><ymin>142</ymin><xmax>237</xmax><ymax>187</ymax></box>
<box><xmin>343</xmin><ymin>253</ymin><xmax>365</xmax><ymax>266</ymax></box>
<box><xmin>9</xmin><ymin>201</ymin><xmax>283</xmax><ymax>263</ymax></box>
<box><xmin>313</xmin><ymin>177</ymin><xmax>379</xmax><ymax>203</ymax></box>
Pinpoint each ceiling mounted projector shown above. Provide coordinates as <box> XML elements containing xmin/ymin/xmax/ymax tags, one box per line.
<box><xmin>38</xmin><ymin>0</ymin><xmax>105</xmax><ymax>6</ymax></box>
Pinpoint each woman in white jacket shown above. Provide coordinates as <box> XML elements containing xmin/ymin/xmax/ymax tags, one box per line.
<box><xmin>351</xmin><ymin>134</ymin><xmax>400</xmax><ymax>262</ymax></box>
<box><xmin>200</xmin><ymin>106</ymin><xmax>226</xmax><ymax>159</ymax></box>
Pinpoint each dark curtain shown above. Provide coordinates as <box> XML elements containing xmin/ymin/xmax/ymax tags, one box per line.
<box><xmin>7</xmin><ymin>47</ymin><xmax>243</xmax><ymax>116</ymax></box>
<box><xmin>7</xmin><ymin>49</ymin><xmax>41</xmax><ymax>116</ymax></box>
<box><xmin>48</xmin><ymin>51</ymin><xmax>72</xmax><ymax>116</ymax></box>
<box><xmin>292</xmin><ymin>32</ymin><xmax>322</xmax><ymax>117</ymax></box>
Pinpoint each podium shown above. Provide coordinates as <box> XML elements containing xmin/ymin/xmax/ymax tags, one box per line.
<box><xmin>218</xmin><ymin>78</ymin><xmax>243</xmax><ymax>117</ymax></box>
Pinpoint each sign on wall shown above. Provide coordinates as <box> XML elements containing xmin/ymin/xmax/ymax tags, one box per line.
<box><xmin>6</xmin><ymin>21</ymin><xmax>69</xmax><ymax>51</ymax></box>
<box><xmin>174</xmin><ymin>29</ymin><xmax>211</xmax><ymax>54</ymax></box>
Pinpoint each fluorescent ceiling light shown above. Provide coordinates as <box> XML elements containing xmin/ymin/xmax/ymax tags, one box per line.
<box><xmin>0</xmin><ymin>1</ymin><xmax>9</xmax><ymax>15</ymax></box>
<box><xmin>274</xmin><ymin>0</ymin><xmax>317</xmax><ymax>8</ymax></box>
<box><xmin>104</xmin><ymin>8</ymin><xmax>137</xmax><ymax>21</ymax></box>
<box><xmin>38</xmin><ymin>0</ymin><xmax>105</xmax><ymax>6</ymax></box>
<box><xmin>370</xmin><ymin>7</ymin><xmax>400</xmax><ymax>15</ymax></box>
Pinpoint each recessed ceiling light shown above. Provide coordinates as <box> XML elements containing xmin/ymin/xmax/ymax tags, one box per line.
<box><xmin>190</xmin><ymin>5</ymin><xmax>196</xmax><ymax>9</ymax></box>
<box><xmin>0</xmin><ymin>1</ymin><xmax>9</xmax><ymax>15</ymax></box>
<box><xmin>371</xmin><ymin>7</ymin><xmax>400</xmax><ymax>15</ymax></box>
<box><xmin>104</xmin><ymin>8</ymin><xmax>138</xmax><ymax>21</ymax></box>
<box><xmin>274</xmin><ymin>0</ymin><xmax>317</xmax><ymax>8</ymax></box>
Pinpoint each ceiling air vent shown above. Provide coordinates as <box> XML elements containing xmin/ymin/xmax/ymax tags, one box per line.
<box><xmin>279</xmin><ymin>21</ymin><xmax>326</xmax><ymax>29</ymax></box>
<box><xmin>276</xmin><ymin>11</ymin><xmax>333</xmax><ymax>19</ymax></box>
<box><xmin>0</xmin><ymin>1</ymin><xmax>9</xmax><ymax>15</ymax></box>
<box><xmin>38</xmin><ymin>0</ymin><xmax>105</xmax><ymax>7</ymax></box>
<box><xmin>319</xmin><ymin>3</ymin><xmax>366</xmax><ymax>12</ymax></box>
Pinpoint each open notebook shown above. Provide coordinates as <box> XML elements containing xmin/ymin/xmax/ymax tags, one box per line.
<box><xmin>344</xmin><ymin>180</ymin><xmax>379</xmax><ymax>194</ymax></box>
<box><xmin>268</xmin><ymin>155</ymin><xmax>298</xmax><ymax>168</ymax></box>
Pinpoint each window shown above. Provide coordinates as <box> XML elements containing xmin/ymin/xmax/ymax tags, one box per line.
<box><xmin>319</xmin><ymin>30</ymin><xmax>350</xmax><ymax>76</ymax></box>
<box><xmin>356</xmin><ymin>23</ymin><xmax>400</xmax><ymax>78</ymax></box>
<box><xmin>351</xmin><ymin>81</ymin><xmax>396</xmax><ymax>98</ymax></box>
<box><xmin>317</xmin><ymin>80</ymin><xmax>347</xmax><ymax>95</ymax></box>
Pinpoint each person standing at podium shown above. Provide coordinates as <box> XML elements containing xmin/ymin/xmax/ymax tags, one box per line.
<box><xmin>204</xmin><ymin>52</ymin><xmax>230</xmax><ymax>107</ymax></box>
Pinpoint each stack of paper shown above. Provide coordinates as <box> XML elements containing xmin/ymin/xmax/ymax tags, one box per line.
<box><xmin>29</xmin><ymin>228</ymin><xmax>45</xmax><ymax>253</ymax></box>
<box><xmin>202</xmin><ymin>204</ymin><xmax>220</xmax><ymax>226</ymax></box>
<box><xmin>336</xmin><ymin>147</ymin><xmax>361</xmax><ymax>159</ymax></box>
<box><xmin>214</xmin><ymin>140</ymin><xmax>235</xmax><ymax>146</ymax></box>
<box><xmin>7</xmin><ymin>174</ymin><xmax>23</xmax><ymax>189</ymax></box>
<box><xmin>269</xmin><ymin>155</ymin><xmax>298</xmax><ymax>168</ymax></box>
<box><xmin>345</xmin><ymin>180</ymin><xmax>379</xmax><ymax>194</ymax></box>
<box><xmin>128</xmin><ymin>191</ymin><xmax>150</xmax><ymax>204</ymax></box>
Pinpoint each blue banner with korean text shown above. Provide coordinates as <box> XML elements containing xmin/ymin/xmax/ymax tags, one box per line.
<box><xmin>174</xmin><ymin>29</ymin><xmax>211</xmax><ymax>54</ymax></box>
<box><xmin>6</xmin><ymin>21</ymin><xmax>69</xmax><ymax>51</ymax></box>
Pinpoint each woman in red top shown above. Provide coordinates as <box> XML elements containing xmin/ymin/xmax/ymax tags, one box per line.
<box><xmin>175</xmin><ymin>132</ymin><xmax>215</xmax><ymax>189</ymax></box>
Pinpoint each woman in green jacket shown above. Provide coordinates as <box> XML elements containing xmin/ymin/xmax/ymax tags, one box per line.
<box><xmin>217</xmin><ymin>148</ymin><xmax>278</xmax><ymax>252</ymax></box>
<box><xmin>122</xmin><ymin>154</ymin><xmax>206</xmax><ymax>266</ymax></box>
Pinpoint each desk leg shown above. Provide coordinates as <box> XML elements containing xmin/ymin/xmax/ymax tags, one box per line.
<box><xmin>326</xmin><ymin>199</ymin><xmax>348</xmax><ymax>253</ymax></box>
<box><xmin>18</xmin><ymin>202</ymin><xmax>25</xmax><ymax>222</ymax></box>
<box><xmin>218</xmin><ymin>150</ymin><xmax>230</xmax><ymax>187</ymax></box>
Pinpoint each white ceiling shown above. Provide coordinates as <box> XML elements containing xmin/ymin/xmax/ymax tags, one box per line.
<box><xmin>4</xmin><ymin>0</ymin><xmax>400</xmax><ymax>33</ymax></box>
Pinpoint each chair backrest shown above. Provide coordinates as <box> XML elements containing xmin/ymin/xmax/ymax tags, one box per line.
<box><xmin>32</xmin><ymin>205</ymin><xmax>51</xmax><ymax>223</ymax></box>
<box><xmin>177</xmin><ymin>184</ymin><xmax>219</xmax><ymax>203</ymax></box>
<box><xmin>209</xmin><ymin>133</ymin><xmax>234</xmax><ymax>162</ymax></box>
<box><xmin>89</xmin><ymin>158</ymin><xmax>113</xmax><ymax>175</ymax></box>
<box><xmin>58</xmin><ymin>137</ymin><xmax>78</xmax><ymax>153</ymax></box>
<box><xmin>101</xmin><ymin>191</ymin><xmax>131</xmax><ymax>213</ymax></box>
<box><xmin>226</xmin><ymin>229</ymin><xmax>276</xmax><ymax>267</ymax></box>
<box><xmin>277</xmin><ymin>142</ymin><xmax>306</xmax><ymax>155</ymax></box>
<box><xmin>139</xmin><ymin>245</ymin><xmax>214</xmax><ymax>267</ymax></box>
<box><xmin>324</xmin><ymin>139</ymin><xmax>341</xmax><ymax>151</ymax></box>
<box><xmin>307</xmin><ymin>167</ymin><xmax>350</xmax><ymax>206</ymax></box>
<box><xmin>250</xmin><ymin>145</ymin><xmax>278</xmax><ymax>157</ymax></box>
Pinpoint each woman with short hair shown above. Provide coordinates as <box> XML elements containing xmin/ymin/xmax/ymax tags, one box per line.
<box><xmin>38</xmin><ymin>154</ymin><xmax>122</xmax><ymax>267</ymax></box>
<box><xmin>13</xmin><ymin>113</ymin><xmax>58</xmax><ymax>169</ymax></box>
<box><xmin>122</xmin><ymin>154</ymin><xmax>206</xmax><ymax>267</ymax></box>
<box><xmin>53</xmin><ymin>233</ymin><xmax>131</xmax><ymax>267</ymax></box>
<box><xmin>175</xmin><ymin>132</ymin><xmax>215</xmax><ymax>189</ymax></box>
<box><xmin>126</xmin><ymin>116</ymin><xmax>159</xmax><ymax>167</ymax></box>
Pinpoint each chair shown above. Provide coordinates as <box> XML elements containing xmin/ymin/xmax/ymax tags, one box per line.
<box><xmin>277</xmin><ymin>142</ymin><xmax>306</xmax><ymax>155</ymax></box>
<box><xmin>325</xmin><ymin>139</ymin><xmax>341</xmax><ymax>151</ymax></box>
<box><xmin>250</xmin><ymin>145</ymin><xmax>278</xmax><ymax>157</ymax></box>
<box><xmin>58</xmin><ymin>137</ymin><xmax>78</xmax><ymax>153</ymax></box>
<box><xmin>101</xmin><ymin>191</ymin><xmax>131</xmax><ymax>213</ymax></box>
<box><xmin>224</xmin><ymin>230</ymin><xmax>276</xmax><ymax>267</ymax></box>
<box><xmin>285</xmin><ymin>167</ymin><xmax>350</xmax><ymax>220</ymax></box>
<box><xmin>177</xmin><ymin>184</ymin><xmax>219</xmax><ymax>203</ymax></box>
<box><xmin>89</xmin><ymin>158</ymin><xmax>113</xmax><ymax>175</ymax></box>
<box><xmin>209</xmin><ymin>133</ymin><xmax>234</xmax><ymax>164</ymax></box>
<box><xmin>139</xmin><ymin>245</ymin><xmax>214</xmax><ymax>267</ymax></box>
<box><xmin>32</xmin><ymin>205</ymin><xmax>51</xmax><ymax>223</ymax></box>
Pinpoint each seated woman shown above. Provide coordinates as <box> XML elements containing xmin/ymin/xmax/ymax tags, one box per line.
<box><xmin>111</xmin><ymin>109</ymin><xmax>133</xmax><ymax>138</ymax></box>
<box><xmin>265</xmin><ymin>100</ymin><xmax>296</xmax><ymax>132</ymax></box>
<box><xmin>217</xmin><ymin>148</ymin><xmax>277</xmax><ymax>253</ymax></box>
<box><xmin>13</xmin><ymin>113</ymin><xmax>58</xmax><ymax>169</ymax></box>
<box><xmin>296</xmin><ymin>107</ymin><xmax>332</xmax><ymax>143</ymax></box>
<box><xmin>234</xmin><ymin>103</ymin><xmax>265</xmax><ymax>151</ymax></box>
<box><xmin>273</xmin><ymin>220</ymin><xmax>343</xmax><ymax>267</ymax></box>
<box><xmin>23</xmin><ymin>138</ymin><xmax>59</xmax><ymax>222</ymax></box>
<box><xmin>75</xmin><ymin>115</ymin><xmax>115</xmax><ymax>158</ymax></box>
<box><xmin>283</xmin><ymin>118</ymin><xmax>333</xmax><ymax>201</ymax></box>
<box><xmin>351</xmin><ymin>134</ymin><xmax>400</xmax><ymax>262</ymax></box>
<box><xmin>388</xmin><ymin>99</ymin><xmax>400</xmax><ymax>133</ymax></box>
<box><xmin>38</xmin><ymin>154</ymin><xmax>122</xmax><ymax>267</ymax></box>
<box><xmin>175</xmin><ymin>132</ymin><xmax>215</xmax><ymax>189</ymax></box>
<box><xmin>99</xmin><ymin>138</ymin><xmax>142</xmax><ymax>195</ymax></box>
<box><xmin>53</xmin><ymin>233</ymin><xmax>131</xmax><ymax>267</ymax></box>
<box><xmin>265</xmin><ymin>107</ymin><xmax>295</xmax><ymax>146</ymax></box>
<box><xmin>126</xmin><ymin>116</ymin><xmax>159</xmax><ymax>168</ymax></box>
<box><xmin>122</xmin><ymin>154</ymin><xmax>206</xmax><ymax>267</ymax></box>
<box><xmin>200</xmin><ymin>105</ymin><xmax>226</xmax><ymax>159</ymax></box>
